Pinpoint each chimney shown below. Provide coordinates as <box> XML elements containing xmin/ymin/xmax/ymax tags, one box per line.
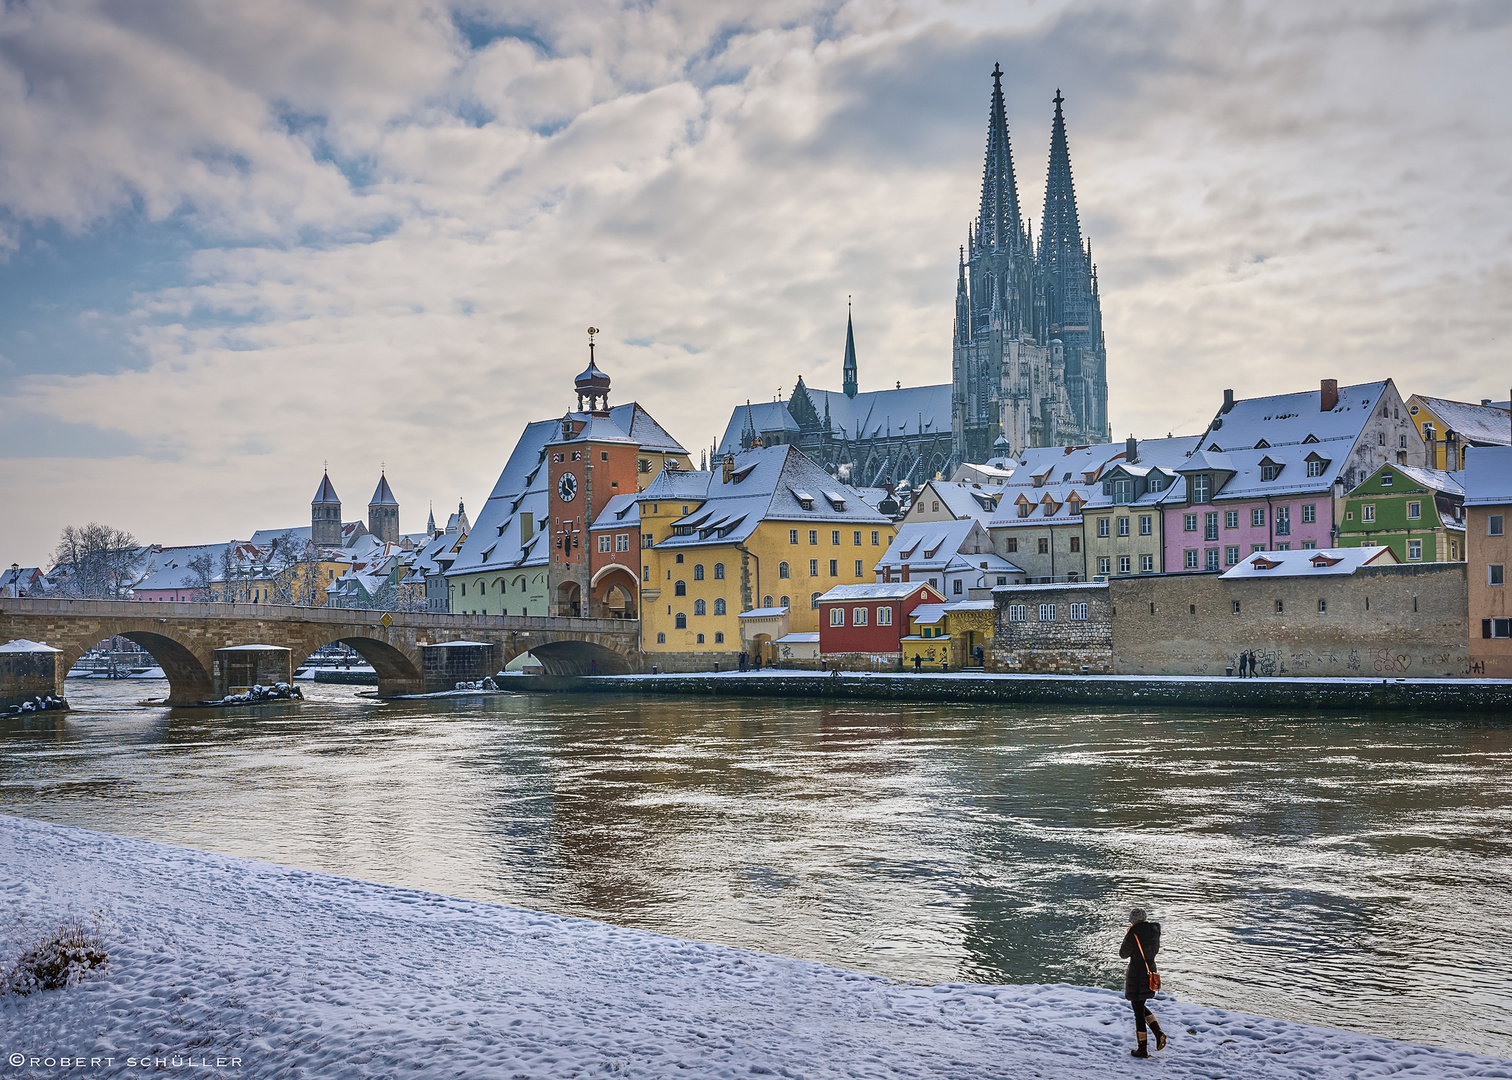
<box><xmin>1320</xmin><ymin>379</ymin><xmax>1339</xmax><ymax>412</ymax></box>
<box><xmin>1222</xmin><ymin>389</ymin><xmax>1235</xmax><ymax>414</ymax></box>
<box><xmin>1125</xmin><ymin>436</ymin><xmax>1139</xmax><ymax>464</ymax></box>
<box><xmin>901</xmin><ymin>563</ymin><xmax>910</xmax><ymax>582</ymax></box>
<box><xmin>1482</xmin><ymin>398</ymin><xmax>1493</xmax><ymax>407</ymax></box>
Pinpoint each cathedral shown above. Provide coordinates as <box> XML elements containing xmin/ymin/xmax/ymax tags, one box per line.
<box><xmin>718</xmin><ymin>65</ymin><xmax>1110</xmax><ymax>481</ymax></box>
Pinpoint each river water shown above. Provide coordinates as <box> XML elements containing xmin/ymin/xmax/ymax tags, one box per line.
<box><xmin>3</xmin><ymin>680</ymin><xmax>1510</xmax><ymax>1057</ymax></box>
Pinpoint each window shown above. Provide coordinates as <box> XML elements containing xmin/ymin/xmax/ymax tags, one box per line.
<box><xmin>829</xmin><ymin>559</ymin><xmax>838</xmax><ymax>577</ymax></box>
<box><xmin>598</xmin><ymin>535</ymin><xmax>612</xmax><ymax>553</ymax></box>
<box><xmin>715</xmin><ymin>632</ymin><xmax>725</xmax><ymax>644</ymax></box>
<box><xmin>714</xmin><ymin>563</ymin><xmax>725</xmax><ymax>579</ymax></box>
<box><xmin>1302</xmin><ymin>504</ymin><xmax>1316</xmax><ymax>524</ymax></box>
<box><xmin>674</xmin><ymin>580</ymin><xmax>686</xmax><ymax>596</ymax></box>
<box><xmin>1252</xmin><ymin>544</ymin><xmax>1266</xmax><ymax>553</ymax></box>
<box><xmin>855</xmin><ymin>560</ymin><xmax>864</xmax><ymax>576</ymax></box>
<box><xmin>831</xmin><ymin>530</ymin><xmax>841</xmax><ymax>545</ymax></box>
<box><xmin>871</xmin><ymin>531</ymin><xmax>880</xmax><ymax>545</ymax></box>
<box><xmin>1192</xmin><ymin>475</ymin><xmax>1211</xmax><ymax>503</ymax></box>
<box><xmin>877</xmin><ymin>607</ymin><xmax>892</xmax><ymax>626</ymax></box>
<box><xmin>1097</xmin><ymin>518</ymin><xmax>1111</xmax><ymax>538</ymax></box>
<box><xmin>1225</xmin><ymin>510</ymin><xmax>1239</xmax><ymax>529</ymax></box>
<box><xmin>1008</xmin><ymin>604</ymin><xmax>1028</xmax><ymax>622</ymax></box>
<box><xmin>809</xmin><ymin>559</ymin><xmax>819</xmax><ymax>576</ymax></box>
<box><xmin>696</xmin><ymin>633</ymin><xmax>705</xmax><ymax>644</ymax></box>
<box><xmin>1140</xmin><ymin>515</ymin><xmax>1152</xmax><ymax>536</ymax></box>
<box><xmin>830</xmin><ymin>607</ymin><xmax>846</xmax><ymax>626</ymax></box>
<box><xmin>694</xmin><ymin>564</ymin><xmax>705</xmax><ymax>580</ymax></box>
<box><xmin>1491</xmin><ymin>515</ymin><xmax>1505</xmax><ymax>536</ymax></box>
<box><xmin>1275</xmin><ymin>506</ymin><xmax>1291</xmax><ymax>536</ymax></box>
<box><xmin>1118</xmin><ymin>555</ymin><xmax>1131</xmax><ymax>574</ymax></box>
<box><xmin>1275</xmin><ymin>599</ymin><xmax>1284</xmax><ymax>613</ymax></box>
<box><xmin>1491</xmin><ymin>565</ymin><xmax>1505</xmax><ymax>586</ymax></box>
<box><xmin>1225</xmin><ymin>545</ymin><xmax>1240</xmax><ymax>566</ymax></box>
<box><xmin>1097</xmin><ymin>557</ymin><xmax>1111</xmax><ymax>575</ymax></box>
<box><xmin>1306</xmin><ymin>459</ymin><xmax>1325</xmax><ymax>478</ymax></box>
<box><xmin>809</xmin><ymin>530</ymin><xmax>819</xmax><ymax>545</ymax></box>
<box><xmin>675</xmin><ymin>612</ymin><xmax>687</xmax><ymax>628</ymax></box>
<box><xmin>1118</xmin><ymin>517</ymin><xmax>1130</xmax><ymax>537</ymax></box>
<box><xmin>1261</xmin><ymin>463</ymin><xmax>1281</xmax><ymax>482</ymax></box>
<box><xmin>790</xmin><ymin>529</ymin><xmax>799</xmax><ymax>544</ymax></box>
<box><xmin>1184</xmin><ymin>514</ymin><xmax>1198</xmax><ymax>533</ymax></box>
<box><xmin>1485</xmin><ymin>618</ymin><xmax>1512</xmax><ymax>638</ymax></box>
<box><xmin>853</xmin><ymin>607</ymin><xmax>868</xmax><ymax>626</ymax></box>
<box><xmin>657</xmin><ymin>632</ymin><xmax>666</xmax><ymax>644</ymax></box>
<box><xmin>714</xmin><ymin>598</ymin><xmax>727</xmax><ymax>615</ymax></box>
<box><xmin>811</xmin><ymin>592</ymin><xmax>821</xmax><ymax>609</ymax></box>
<box><xmin>1069</xmin><ymin>603</ymin><xmax>1089</xmax><ymax>621</ymax></box>
<box><xmin>1407</xmin><ymin>502</ymin><xmax>1421</xmax><ymax>520</ymax></box>
<box><xmin>1006</xmin><ymin>537</ymin><xmax>1019</xmax><ymax>553</ymax></box>
<box><xmin>694</xmin><ymin>599</ymin><xmax>706</xmax><ymax>615</ymax></box>
<box><xmin>616</xmin><ymin>533</ymin><xmax>630</xmax><ymax>552</ymax></box>
<box><xmin>1302</xmin><ymin>540</ymin><xmax>1316</xmax><ymax>549</ymax></box>
<box><xmin>779</xmin><ymin>561</ymin><xmax>791</xmax><ymax>579</ymax></box>
<box><xmin>1381</xmin><ymin>472</ymin><xmax>1393</xmax><ymax>487</ymax></box>
<box><xmin>1251</xmin><ymin>508</ymin><xmax>1266</xmax><ymax>528</ymax></box>
<box><xmin>1362</xmin><ymin>505</ymin><xmax>1375</xmax><ymax>523</ymax></box>
<box><xmin>1140</xmin><ymin>554</ymin><xmax>1155</xmax><ymax>572</ymax></box>
<box><xmin>1204</xmin><ymin>512</ymin><xmax>1218</xmax><ymax>541</ymax></box>
<box><xmin>1185</xmin><ymin>549</ymin><xmax>1199</xmax><ymax>569</ymax></box>
<box><xmin>1038</xmin><ymin>603</ymin><xmax>1056</xmax><ymax>621</ymax></box>
<box><xmin>1206</xmin><ymin>549</ymin><xmax>1220</xmax><ymax>571</ymax></box>
<box><xmin>643</xmin><ymin>565</ymin><xmax>650</xmax><ymax>581</ymax></box>
<box><xmin>953</xmin><ymin>580</ymin><xmax>963</xmax><ymax>595</ymax></box>
<box><xmin>1233</xmin><ymin>600</ymin><xmax>1241</xmax><ymax>614</ymax></box>
<box><xmin>1037</xmin><ymin>538</ymin><xmax>1049</xmax><ymax>555</ymax></box>
<box><xmin>676</xmin><ymin>553</ymin><xmax>684</xmax><ymax>563</ymax></box>
<box><xmin>601</xmin><ymin>451</ymin><xmax>609</xmax><ymax>461</ymax></box>
<box><xmin>1408</xmin><ymin>539</ymin><xmax>1422</xmax><ymax>561</ymax></box>
<box><xmin>780</xmin><ymin>596</ymin><xmax>789</xmax><ymax>609</ymax></box>
<box><xmin>1379</xmin><ymin>432</ymin><xmax>1386</xmax><ymax>446</ymax></box>
<box><xmin>854</xmin><ymin>531</ymin><xmax>862</xmax><ymax>545</ymax></box>
<box><xmin>643</xmin><ymin>533</ymin><xmax>653</xmax><ymax>548</ymax></box>
<box><xmin>1069</xmin><ymin>535</ymin><xmax>1082</xmax><ymax>553</ymax></box>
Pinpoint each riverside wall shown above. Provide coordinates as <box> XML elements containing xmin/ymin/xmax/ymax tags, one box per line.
<box><xmin>517</xmin><ymin>671</ymin><xmax>1512</xmax><ymax>713</ymax></box>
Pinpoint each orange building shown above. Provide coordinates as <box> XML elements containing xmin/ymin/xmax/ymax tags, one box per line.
<box><xmin>1465</xmin><ymin>446</ymin><xmax>1512</xmax><ymax>677</ymax></box>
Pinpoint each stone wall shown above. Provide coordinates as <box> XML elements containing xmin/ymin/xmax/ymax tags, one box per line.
<box><xmin>0</xmin><ymin>646</ymin><xmax>63</xmax><ymax>708</ymax></box>
<box><xmin>1109</xmin><ymin>563</ymin><xmax>1469</xmax><ymax>678</ymax></box>
<box><xmin>823</xmin><ymin>651</ymin><xmax>903</xmax><ymax>673</ymax></box>
<box><xmin>990</xmin><ymin>583</ymin><xmax>1112</xmax><ymax>674</ymax></box>
<box><xmin>642</xmin><ymin>650</ymin><xmax>742</xmax><ymax>674</ymax></box>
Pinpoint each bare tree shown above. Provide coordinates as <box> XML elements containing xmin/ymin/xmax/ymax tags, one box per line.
<box><xmin>52</xmin><ymin>524</ymin><xmax>146</xmax><ymax>600</ymax></box>
<box><xmin>185</xmin><ymin>552</ymin><xmax>221</xmax><ymax>602</ymax></box>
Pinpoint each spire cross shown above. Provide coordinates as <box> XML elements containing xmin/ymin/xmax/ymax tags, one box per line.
<box><xmin>1054</xmin><ymin>88</ymin><xmax>1063</xmax><ymax>108</ymax></box>
<box><xmin>992</xmin><ymin>62</ymin><xmax>1002</xmax><ymax>83</ymax></box>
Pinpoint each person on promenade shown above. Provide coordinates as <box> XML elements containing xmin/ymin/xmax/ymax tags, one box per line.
<box><xmin>1238</xmin><ymin>651</ymin><xmax>1249</xmax><ymax>677</ymax></box>
<box><xmin>1120</xmin><ymin>908</ymin><xmax>1166</xmax><ymax>1058</ymax></box>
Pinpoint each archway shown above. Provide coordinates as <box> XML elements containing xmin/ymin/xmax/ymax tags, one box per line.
<box><xmin>291</xmin><ymin>636</ymin><xmax>423</xmax><ymax>697</ymax></box>
<box><xmin>61</xmin><ymin>631</ymin><xmax>214</xmax><ymax>708</ymax></box>
<box><xmin>557</xmin><ymin>580</ymin><xmax>582</xmax><ymax>617</ymax></box>
<box><xmin>590</xmin><ymin>566</ymin><xmax>638</xmax><ymax>620</ymax></box>
<box><xmin>529</xmin><ymin>639</ymin><xmax>632</xmax><ymax>676</ymax></box>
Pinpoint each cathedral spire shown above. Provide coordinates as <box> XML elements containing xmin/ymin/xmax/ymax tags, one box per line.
<box><xmin>842</xmin><ymin>299</ymin><xmax>858</xmax><ymax>398</ymax></box>
<box><xmin>1039</xmin><ymin>88</ymin><xmax>1090</xmax><ymax>329</ymax></box>
<box><xmin>978</xmin><ymin>63</ymin><xmax>1025</xmax><ymax>253</ymax></box>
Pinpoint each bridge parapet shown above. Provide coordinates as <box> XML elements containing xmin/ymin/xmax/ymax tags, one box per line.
<box><xmin>0</xmin><ymin>598</ymin><xmax>642</xmax><ymax>704</ymax></box>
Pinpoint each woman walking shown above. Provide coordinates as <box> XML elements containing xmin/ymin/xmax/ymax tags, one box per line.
<box><xmin>1120</xmin><ymin>908</ymin><xmax>1167</xmax><ymax>1057</ymax></box>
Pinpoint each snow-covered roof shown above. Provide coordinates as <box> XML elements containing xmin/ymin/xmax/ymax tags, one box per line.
<box><xmin>775</xmin><ymin>632</ymin><xmax>819</xmax><ymax>643</ymax></box>
<box><xmin>945</xmin><ymin>599</ymin><xmax>995</xmax><ymax>612</ymax></box>
<box><xmin>590</xmin><ymin>493</ymin><xmax>642</xmax><ymax>530</ymax></box>
<box><xmin>739</xmin><ymin>607</ymin><xmax>789</xmax><ymax>618</ymax></box>
<box><xmin>1410</xmin><ymin>395</ymin><xmax>1512</xmax><ymax>447</ymax></box>
<box><xmin>877</xmin><ymin>520</ymin><xmax>991</xmax><ymax>572</ymax></box>
<box><xmin>1463</xmin><ymin>445</ymin><xmax>1512</xmax><ymax>506</ymax></box>
<box><xmin>0</xmin><ymin>639</ymin><xmax>60</xmax><ymax>653</ymax></box>
<box><xmin>909</xmin><ymin>480</ymin><xmax>1000</xmax><ymax>523</ymax></box>
<box><xmin>716</xmin><ymin>382</ymin><xmax>952</xmax><ymax>456</ymax></box>
<box><xmin>311</xmin><ymin>472</ymin><xmax>340</xmax><ymax>505</ymax></box>
<box><xmin>369</xmin><ymin>474</ymin><xmax>398</xmax><ymax>507</ymax></box>
<box><xmin>654</xmin><ymin>446</ymin><xmax>889</xmax><ymax>551</ymax></box>
<box><xmin>642</xmin><ymin>468</ymin><xmax>714</xmax><ymax>501</ymax></box>
<box><xmin>909</xmin><ymin>604</ymin><xmax>948</xmax><ymax>624</ymax></box>
<box><xmin>133</xmin><ymin>543</ymin><xmax>238</xmax><ymax>592</ymax></box>
<box><xmin>1219</xmin><ymin>546</ymin><xmax>1400</xmax><ymax>578</ymax></box>
<box><xmin>816</xmin><ymin>581</ymin><xmax>941</xmax><ymax>602</ymax></box>
<box><xmin>248</xmin><ymin>522</ymin><xmax>366</xmax><ymax>550</ymax></box>
<box><xmin>1348</xmin><ymin>464</ymin><xmax>1465</xmax><ymax>498</ymax></box>
<box><xmin>988</xmin><ymin>480</ymin><xmax>1092</xmax><ymax>529</ymax></box>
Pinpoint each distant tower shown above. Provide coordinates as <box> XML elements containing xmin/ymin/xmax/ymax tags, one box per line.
<box><xmin>842</xmin><ymin>302</ymin><xmax>858</xmax><ymax>399</ymax></box>
<box><xmin>368</xmin><ymin>472</ymin><xmax>399</xmax><ymax>544</ymax></box>
<box><xmin>427</xmin><ymin>503</ymin><xmax>437</xmax><ymax>537</ymax></box>
<box><xmin>311</xmin><ymin>470</ymin><xmax>343</xmax><ymax>547</ymax></box>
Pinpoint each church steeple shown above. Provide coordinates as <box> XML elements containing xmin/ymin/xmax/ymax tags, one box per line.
<box><xmin>842</xmin><ymin>300</ymin><xmax>858</xmax><ymax>398</ymax></box>
<box><xmin>978</xmin><ymin>62</ymin><xmax>1025</xmax><ymax>254</ymax></box>
<box><xmin>1038</xmin><ymin>89</ymin><xmax>1092</xmax><ymax>332</ymax></box>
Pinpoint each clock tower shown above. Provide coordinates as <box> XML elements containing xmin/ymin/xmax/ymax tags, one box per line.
<box><xmin>545</xmin><ymin>330</ymin><xmax>643</xmax><ymax>617</ymax></box>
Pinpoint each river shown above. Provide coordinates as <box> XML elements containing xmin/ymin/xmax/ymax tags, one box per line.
<box><xmin>3</xmin><ymin>680</ymin><xmax>1510</xmax><ymax>1057</ymax></box>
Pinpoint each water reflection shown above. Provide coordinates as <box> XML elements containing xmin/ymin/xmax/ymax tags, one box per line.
<box><xmin>2</xmin><ymin>681</ymin><xmax>1509</xmax><ymax>1057</ymax></box>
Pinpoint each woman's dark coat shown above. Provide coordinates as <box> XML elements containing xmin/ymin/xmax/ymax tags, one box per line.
<box><xmin>1119</xmin><ymin>921</ymin><xmax>1161</xmax><ymax>1000</ymax></box>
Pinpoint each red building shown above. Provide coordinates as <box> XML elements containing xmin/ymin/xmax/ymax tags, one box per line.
<box><xmin>587</xmin><ymin>492</ymin><xmax>642</xmax><ymax>619</ymax></box>
<box><xmin>817</xmin><ymin>581</ymin><xmax>945</xmax><ymax>659</ymax></box>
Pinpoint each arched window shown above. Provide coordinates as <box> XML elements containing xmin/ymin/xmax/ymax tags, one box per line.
<box><xmin>675</xmin><ymin>612</ymin><xmax>687</xmax><ymax>629</ymax></box>
<box><xmin>693</xmin><ymin>564</ymin><xmax>705</xmax><ymax>581</ymax></box>
<box><xmin>762</xmin><ymin>595</ymin><xmax>773</xmax><ymax>608</ymax></box>
<box><xmin>778</xmin><ymin>561</ymin><xmax>790</xmax><ymax>579</ymax></box>
<box><xmin>811</xmin><ymin>592</ymin><xmax>821</xmax><ymax>609</ymax></box>
<box><xmin>694</xmin><ymin>599</ymin><xmax>706</xmax><ymax>615</ymax></box>
<box><xmin>674</xmin><ymin>580</ymin><xmax>686</xmax><ymax>596</ymax></box>
<box><xmin>779</xmin><ymin>595</ymin><xmax>789</xmax><ymax>609</ymax></box>
<box><xmin>657</xmin><ymin>632</ymin><xmax>666</xmax><ymax>643</ymax></box>
<box><xmin>713</xmin><ymin>563</ymin><xmax>725</xmax><ymax>579</ymax></box>
<box><xmin>696</xmin><ymin>633</ymin><xmax>705</xmax><ymax>644</ymax></box>
<box><xmin>713</xmin><ymin>598</ymin><xmax>726</xmax><ymax>615</ymax></box>
<box><xmin>714</xmin><ymin>631</ymin><xmax>725</xmax><ymax>644</ymax></box>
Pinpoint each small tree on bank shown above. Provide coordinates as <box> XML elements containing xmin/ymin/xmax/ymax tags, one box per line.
<box><xmin>52</xmin><ymin>524</ymin><xmax>145</xmax><ymax>600</ymax></box>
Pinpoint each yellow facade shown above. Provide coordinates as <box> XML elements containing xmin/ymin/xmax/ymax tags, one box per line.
<box><xmin>900</xmin><ymin>602</ymin><xmax>993</xmax><ymax>670</ymax></box>
<box><xmin>639</xmin><ymin>502</ymin><xmax>895</xmax><ymax>653</ymax></box>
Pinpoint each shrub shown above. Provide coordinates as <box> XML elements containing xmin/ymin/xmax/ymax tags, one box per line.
<box><xmin>1</xmin><ymin>916</ymin><xmax>108</xmax><ymax>996</ymax></box>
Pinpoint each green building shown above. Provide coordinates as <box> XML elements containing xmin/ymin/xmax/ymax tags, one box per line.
<box><xmin>1337</xmin><ymin>464</ymin><xmax>1465</xmax><ymax>563</ymax></box>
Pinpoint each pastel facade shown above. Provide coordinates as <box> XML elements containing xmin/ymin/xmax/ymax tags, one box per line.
<box><xmin>1081</xmin><ymin>436</ymin><xmax>1200</xmax><ymax>578</ymax></box>
<box><xmin>874</xmin><ymin>519</ymin><xmax>1022</xmax><ymax>597</ymax></box>
<box><xmin>817</xmin><ymin>581</ymin><xmax>944</xmax><ymax>661</ymax></box>
<box><xmin>1406</xmin><ymin>395</ymin><xmax>1511</xmax><ymax>472</ymax></box>
<box><xmin>1337</xmin><ymin>464</ymin><xmax>1465</xmax><ymax>563</ymax></box>
<box><xmin>1464</xmin><ymin>446</ymin><xmax>1512</xmax><ymax>678</ymax></box>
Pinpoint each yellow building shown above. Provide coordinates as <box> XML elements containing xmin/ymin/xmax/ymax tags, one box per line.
<box><xmin>640</xmin><ymin>445</ymin><xmax>894</xmax><ymax>664</ymax></box>
<box><xmin>1406</xmin><ymin>394</ymin><xmax>1511</xmax><ymax>471</ymax></box>
<box><xmin>899</xmin><ymin>598</ymin><xmax>995</xmax><ymax>671</ymax></box>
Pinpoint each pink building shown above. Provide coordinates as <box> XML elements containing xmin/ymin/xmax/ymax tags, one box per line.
<box><xmin>1164</xmin><ymin>379</ymin><xmax>1424</xmax><ymax>573</ymax></box>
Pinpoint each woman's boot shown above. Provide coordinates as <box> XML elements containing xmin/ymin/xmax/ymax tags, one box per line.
<box><xmin>1146</xmin><ymin>1014</ymin><xmax>1167</xmax><ymax>1051</ymax></box>
<box><xmin>1131</xmin><ymin>1033</ymin><xmax>1148</xmax><ymax>1058</ymax></box>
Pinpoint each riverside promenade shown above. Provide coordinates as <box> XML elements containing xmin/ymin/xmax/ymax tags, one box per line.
<box><xmin>515</xmin><ymin>669</ymin><xmax>1512</xmax><ymax>713</ymax></box>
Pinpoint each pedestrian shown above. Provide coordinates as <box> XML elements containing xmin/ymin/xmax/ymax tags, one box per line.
<box><xmin>1119</xmin><ymin>908</ymin><xmax>1166</xmax><ymax>1058</ymax></box>
<box><xmin>1247</xmin><ymin>650</ymin><xmax>1257</xmax><ymax>677</ymax></box>
<box><xmin>1238</xmin><ymin>651</ymin><xmax>1247</xmax><ymax>677</ymax></box>
<box><xmin>1242</xmin><ymin>650</ymin><xmax>1252</xmax><ymax>677</ymax></box>
<box><xmin>739</xmin><ymin>651</ymin><xmax>749</xmax><ymax>672</ymax></box>
<box><xmin>753</xmin><ymin>651</ymin><xmax>763</xmax><ymax>671</ymax></box>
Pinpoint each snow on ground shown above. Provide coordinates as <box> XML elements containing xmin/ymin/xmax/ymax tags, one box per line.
<box><xmin>3</xmin><ymin>816</ymin><xmax>1509</xmax><ymax>1080</ymax></box>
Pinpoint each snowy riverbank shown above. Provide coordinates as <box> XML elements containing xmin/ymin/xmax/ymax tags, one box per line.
<box><xmin>2</xmin><ymin>817</ymin><xmax>1508</xmax><ymax>1080</ymax></box>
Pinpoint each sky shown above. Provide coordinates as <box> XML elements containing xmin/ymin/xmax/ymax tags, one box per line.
<box><xmin>2</xmin><ymin>0</ymin><xmax>1509</xmax><ymax>569</ymax></box>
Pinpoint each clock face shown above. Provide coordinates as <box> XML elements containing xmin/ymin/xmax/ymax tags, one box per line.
<box><xmin>558</xmin><ymin>472</ymin><xmax>578</xmax><ymax>502</ymax></box>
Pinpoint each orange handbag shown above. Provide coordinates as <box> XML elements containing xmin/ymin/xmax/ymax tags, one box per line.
<box><xmin>1135</xmin><ymin>934</ymin><xmax>1161</xmax><ymax>992</ymax></box>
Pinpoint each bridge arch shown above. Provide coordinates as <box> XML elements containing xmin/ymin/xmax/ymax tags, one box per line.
<box><xmin>66</xmin><ymin>630</ymin><xmax>216</xmax><ymax>706</ymax></box>
<box><xmin>290</xmin><ymin>636</ymin><xmax>423</xmax><ymax>697</ymax></box>
<box><xmin>528</xmin><ymin>639</ymin><xmax>633</xmax><ymax>676</ymax></box>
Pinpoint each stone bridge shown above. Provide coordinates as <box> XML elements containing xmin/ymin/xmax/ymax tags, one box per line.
<box><xmin>0</xmin><ymin>598</ymin><xmax>642</xmax><ymax>706</ymax></box>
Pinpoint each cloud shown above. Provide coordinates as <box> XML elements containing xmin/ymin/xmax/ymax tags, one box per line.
<box><xmin>1</xmin><ymin>0</ymin><xmax>1510</xmax><ymax>565</ymax></box>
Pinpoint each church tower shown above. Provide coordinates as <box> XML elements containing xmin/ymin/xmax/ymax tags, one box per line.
<box><xmin>842</xmin><ymin>305</ymin><xmax>858</xmax><ymax>398</ymax></box>
<box><xmin>311</xmin><ymin>471</ymin><xmax>343</xmax><ymax>547</ymax></box>
<box><xmin>368</xmin><ymin>472</ymin><xmax>399</xmax><ymax>544</ymax></box>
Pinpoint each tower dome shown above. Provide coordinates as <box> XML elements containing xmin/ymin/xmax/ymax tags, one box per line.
<box><xmin>575</xmin><ymin>327</ymin><xmax>611</xmax><ymax>413</ymax></box>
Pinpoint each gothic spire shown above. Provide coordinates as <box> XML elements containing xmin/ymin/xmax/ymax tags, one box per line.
<box><xmin>842</xmin><ymin>300</ymin><xmax>858</xmax><ymax>399</ymax></box>
<box><xmin>977</xmin><ymin>63</ymin><xmax>1025</xmax><ymax>253</ymax></box>
<box><xmin>1039</xmin><ymin>88</ymin><xmax>1091</xmax><ymax>327</ymax></box>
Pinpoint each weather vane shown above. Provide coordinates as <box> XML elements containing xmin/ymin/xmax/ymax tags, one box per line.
<box><xmin>587</xmin><ymin>326</ymin><xmax>599</xmax><ymax>343</ymax></box>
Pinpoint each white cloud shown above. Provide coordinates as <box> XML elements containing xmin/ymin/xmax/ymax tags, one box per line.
<box><xmin>1</xmin><ymin>0</ymin><xmax>1510</xmax><ymax>566</ymax></box>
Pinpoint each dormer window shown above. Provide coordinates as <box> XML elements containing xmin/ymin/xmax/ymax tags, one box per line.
<box><xmin>1304</xmin><ymin>452</ymin><xmax>1329</xmax><ymax>478</ymax></box>
<box><xmin>1191</xmin><ymin>474</ymin><xmax>1211</xmax><ymax>503</ymax></box>
<box><xmin>823</xmin><ymin>491</ymin><xmax>847</xmax><ymax>511</ymax></box>
<box><xmin>1254</xmin><ymin>439</ymin><xmax>1270</xmax><ymax>450</ymax></box>
<box><xmin>1259</xmin><ymin>457</ymin><xmax>1283</xmax><ymax>482</ymax></box>
<box><xmin>790</xmin><ymin>488</ymin><xmax>814</xmax><ymax>510</ymax></box>
<box><xmin>1380</xmin><ymin>472</ymin><xmax>1394</xmax><ymax>487</ymax></box>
